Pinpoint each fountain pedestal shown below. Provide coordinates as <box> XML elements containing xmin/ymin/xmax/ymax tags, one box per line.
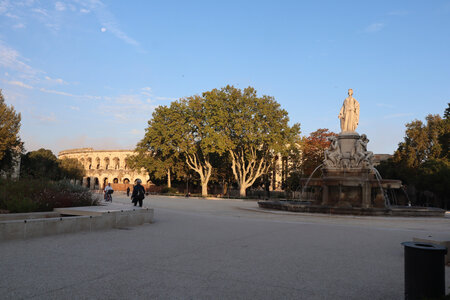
<box><xmin>322</xmin><ymin>133</ymin><xmax>378</xmax><ymax>208</ymax></box>
<box><xmin>322</xmin><ymin>168</ymin><xmax>373</xmax><ymax>208</ymax></box>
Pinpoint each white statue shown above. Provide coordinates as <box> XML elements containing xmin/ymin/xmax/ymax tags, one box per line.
<box><xmin>338</xmin><ymin>89</ymin><xmax>360</xmax><ymax>133</ymax></box>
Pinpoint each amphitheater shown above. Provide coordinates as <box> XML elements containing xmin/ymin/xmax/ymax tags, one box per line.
<box><xmin>58</xmin><ymin>148</ymin><xmax>150</xmax><ymax>191</ymax></box>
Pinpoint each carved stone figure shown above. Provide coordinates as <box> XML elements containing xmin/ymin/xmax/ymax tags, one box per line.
<box><xmin>338</xmin><ymin>89</ymin><xmax>360</xmax><ymax>132</ymax></box>
<box><xmin>360</xmin><ymin>134</ymin><xmax>373</xmax><ymax>167</ymax></box>
<box><xmin>323</xmin><ymin>134</ymin><xmax>374</xmax><ymax>169</ymax></box>
<box><xmin>324</xmin><ymin>136</ymin><xmax>341</xmax><ymax>167</ymax></box>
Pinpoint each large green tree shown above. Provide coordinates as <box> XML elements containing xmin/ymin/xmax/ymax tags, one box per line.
<box><xmin>128</xmin><ymin>105</ymin><xmax>185</xmax><ymax>188</ymax></box>
<box><xmin>204</xmin><ymin>86</ymin><xmax>301</xmax><ymax>197</ymax></box>
<box><xmin>0</xmin><ymin>89</ymin><xmax>23</xmax><ymax>171</ymax></box>
<box><xmin>138</xmin><ymin>97</ymin><xmax>226</xmax><ymax>196</ymax></box>
<box><xmin>378</xmin><ymin>104</ymin><xmax>450</xmax><ymax>208</ymax></box>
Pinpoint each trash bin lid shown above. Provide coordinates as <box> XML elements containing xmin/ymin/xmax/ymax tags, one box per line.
<box><xmin>401</xmin><ymin>241</ymin><xmax>448</xmax><ymax>253</ymax></box>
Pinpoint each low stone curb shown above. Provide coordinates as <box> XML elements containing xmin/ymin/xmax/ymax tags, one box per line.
<box><xmin>0</xmin><ymin>207</ymin><xmax>154</xmax><ymax>241</ymax></box>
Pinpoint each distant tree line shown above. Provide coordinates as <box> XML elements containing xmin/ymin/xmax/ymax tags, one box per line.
<box><xmin>20</xmin><ymin>148</ymin><xmax>85</xmax><ymax>181</ymax></box>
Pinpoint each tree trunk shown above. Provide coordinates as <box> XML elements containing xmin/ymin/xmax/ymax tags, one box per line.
<box><xmin>222</xmin><ymin>180</ymin><xmax>228</xmax><ymax>195</ymax></box>
<box><xmin>201</xmin><ymin>181</ymin><xmax>208</xmax><ymax>197</ymax></box>
<box><xmin>239</xmin><ymin>185</ymin><xmax>247</xmax><ymax>197</ymax></box>
<box><xmin>167</xmin><ymin>168</ymin><xmax>171</xmax><ymax>188</ymax></box>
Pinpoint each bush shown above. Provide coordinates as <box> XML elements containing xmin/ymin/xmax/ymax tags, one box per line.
<box><xmin>160</xmin><ymin>186</ymin><xmax>178</xmax><ymax>194</ymax></box>
<box><xmin>0</xmin><ymin>179</ymin><xmax>98</xmax><ymax>213</ymax></box>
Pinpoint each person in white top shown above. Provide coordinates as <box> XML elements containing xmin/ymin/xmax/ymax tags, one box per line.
<box><xmin>104</xmin><ymin>183</ymin><xmax>114</xmax><ymax>202</ymax></box>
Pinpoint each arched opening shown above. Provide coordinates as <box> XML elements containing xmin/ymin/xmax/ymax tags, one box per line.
<box><xmin>123</xmin><ymin>178</ymin><xmax>130</xmax><ymax>184</ymax></box>
<box><xmin>147</xmin><ymin>179</ymin><xmax>152</xmax><ymax>185</ymax></box>
<box><xmin>134</xmin><ymin>178</ymin><xmax>141</xmax><ymax>184</ymax></box>
<box><xmin>80</xmin><ymin>158</ymin><xmax>85</xmax><ymax>168</ymax></box>
<box><xmin>96</xmin><ymin>157</ymin><xmax>100</xmax><ymax>169</ymax></box>
<box><xmin>87</xmin><ymin>157</ymin><xmax>92</xmax><ymax>169</ymax></box>
<box><xmin>104</xmin><ymin>157</ymin><xmax>110</xmax><ymax>170</ymax></box>
<box><xmin>113</xmin><ymin>157</ymin><xmax>120</xmax><ymax>169</ymax></box>
<box><xmin>86</xmin><ymin>177</ymin><xmax>91</xmax><ymax>188</ymax></box>
<box><xmin>113</xmin><ymin>178</ymin><xmax>119</xmax><ymax>183</ymax></box>
<box><xmin>103</xmin><ymin>177</ymin><xmax>108</xmax><ymax>189</ymax></box>
<box><xmin>94</xmin><ymin>177</ymin><xmax>99</xmax><ymax>189</ymax></box>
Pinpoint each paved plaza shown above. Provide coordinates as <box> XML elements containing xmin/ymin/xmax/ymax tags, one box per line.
<box><xmin>1</xmin><ymin>194</ymin><xmax>449</xmax><ymax>299</ymax></box>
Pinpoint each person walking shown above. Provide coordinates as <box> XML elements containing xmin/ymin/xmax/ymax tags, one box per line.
<box><xmin>126</xmin><ymin>186</ymin><xmax>130</xmax><ymax>197</ymax></box>
<box><xmin>131</xmin><ymin>179</ymin><xmax>146</xmax><ymax>207</ymax></box>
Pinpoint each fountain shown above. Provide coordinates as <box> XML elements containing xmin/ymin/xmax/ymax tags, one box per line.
<box><xmin>258</xmin><ymin>89</ymin><xmax>445</xmax><ymax>216</ymax></box>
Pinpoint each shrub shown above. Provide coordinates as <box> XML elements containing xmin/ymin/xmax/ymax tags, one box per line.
<box><xmin>160</xmin><ymin>186</ymin><xmax>178</xmax><ymax>194</ymax></box>
<box><xmin>0</xmin><ymin>179</ymin><xmax>98</xmax><ymax>213</ymax></box>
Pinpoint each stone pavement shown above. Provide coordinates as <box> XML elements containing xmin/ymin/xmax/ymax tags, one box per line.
<box><xmin>0</xmin><ymin>194</ymin><xmax>449</xmax><ymax>299</ymax></box>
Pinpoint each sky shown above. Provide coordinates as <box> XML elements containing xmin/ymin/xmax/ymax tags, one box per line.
<box><xmin>1</xmin><ymin>0</ymin><xmax>449</xmax><ymax>155</ymax></box>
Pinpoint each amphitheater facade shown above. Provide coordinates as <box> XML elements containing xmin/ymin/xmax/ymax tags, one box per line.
<box><xmin>58</xmin><ymin>148</ymin><xmax>150</xmax><ymax>190</ymax></box>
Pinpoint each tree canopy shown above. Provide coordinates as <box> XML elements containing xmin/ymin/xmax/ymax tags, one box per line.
<box><xmin>204</xmin><ymin>86</ymin><xmax>301</xmax><ymax>196</ymax></box>
<box><xmin>300</xmin><ymin>128</ymin><xmax>337</xmax><ymax>176</ymax></box>
<box><xmin>0</xmin><ymin>89</ymin><xmax>23</xmax><ymax>171</ymax></box>
<box><xmin>378</xmin><ymin>103</ymin><xmax>449</xmax><ymax>209</ymax></box>
<box><xmin>21</xmin><ymin>148</ymin><xmax>85</xmax><ymax>181</ymax></box>
<box><xmin>135</xmin><ymin>85</ymin><xmax>300</xmax><ymax>196</ymax></box>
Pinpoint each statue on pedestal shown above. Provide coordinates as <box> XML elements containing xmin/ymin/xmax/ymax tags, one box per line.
<box><xmin>338</xmin><ymin>89</ymin><xmax>360</xmax><ymax>133</ymax></box>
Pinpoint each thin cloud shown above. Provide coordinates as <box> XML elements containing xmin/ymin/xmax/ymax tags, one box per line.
<box><xmin>39</xmin><ymin>87</ymin><xmax>102</xmax><ymax>100</ymax></box>
<box><xmin>0</xmin><ymin>41</ymin><xmax>39</xmax><ymax>78</ymax></box>
<box><xmin>32</xmin><ymin>8</ymin><xmax>49</xmax><ymax>17</ymax></box>
<box><xmin>70</xmin><ymin>106</ymin><xmax>80</xmax><ymax>111</ymax></box>
<box><xmin>40</xmin><ymin>87</ymin><xmax>75</xmax><ymax>97</ymax></box>
<box><xmin>130</xmin><ymin>129</ymin><xmax>143</xmax><ymax>135</ymax></box>
<box><xmin>32</xmin><ymin>112</ymin><xmax>58</xmax><ymax>124</ymax></box>
<box><xmin>55</xmin><ymin>2</ymin><xmax>66</xmax><ymax>11</ymax></box>
<box><xmin>12</xmin><ymin>23</ymin><xmax>26</xmax><ymax>29</ymax></box>
<box><xmin>45</xmin><ymin>75</ymin><xmax>66</xmax><ymax>84</ymax></box>
<box><xmin>155</xmin><ymin>96</ymin><xmax>177</xmax><ymax>101</ymax></box>
<box><xmin>77</xmin><ymin>0</ymin><xmax>143</xmax><ymax>51</ymax></box>
<box><xmin>384</xmin><ymin>113</ymin><xmax>413</xmax><ymax>119</ymax></box>
<box><xmin>7</xmin><ymin>80</ymin><xmax>33</xmax><ymax>89</ymax></box>
<box><xmin>365</xmin><ymin>22</ymin><xmax>385</xmax><ymax>33</ymax></box>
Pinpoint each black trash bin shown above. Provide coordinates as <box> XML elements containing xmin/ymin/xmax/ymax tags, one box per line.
<box><xmin>401</xmin><ymin>241</ymin><xmax>447</xmax><ymax>300</ymax></box>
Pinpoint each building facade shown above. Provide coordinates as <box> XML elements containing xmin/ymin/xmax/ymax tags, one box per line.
<box><xmin>58</xmin><ymin>148</ymin><xmax>150</xmax><ymax>190</ymax></box>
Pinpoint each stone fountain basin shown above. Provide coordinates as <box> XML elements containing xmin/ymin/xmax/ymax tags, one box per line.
<box><xmin>257</xmin><ymin>201</ymin><xmax>445</xmax><ymax>217</ymax></box>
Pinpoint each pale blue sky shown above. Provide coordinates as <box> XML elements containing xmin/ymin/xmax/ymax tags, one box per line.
<box><xmin>1</xmin><ymin>0</ymin><xmax>449</xmax><ymax>155</ymax></box>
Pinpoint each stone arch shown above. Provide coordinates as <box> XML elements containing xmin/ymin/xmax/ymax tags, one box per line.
<box><xmin>94</xmin><ymin>177</ymin><xmax>99</xmax><ymax>189</ymax></box>
<box><xmin>134</xmin><ymin>178</ymin><xmax>141</xmax><ymax>184</ymax></box>
<box><xmin>104</xmin><ymin>157</ymin><xmax>110</xmax><ymax>170</ymax></box>
<box><xmin>113</xmin><ymin>178</ymin><xmax>119</xmax><ymax>183</ymax></box>
<box><xmin>86</xmin><ymin>177</ymin><xmax>91</xmax><ymax>188</ymax></box>
<box><xmin>87</xmin><ymin>157</ymin><xmax>92</xmax><ymax>169</ymax></box>
<box><xmin>123</xmin><ymin>178</ymin><xmax>130</xmax><ymax>184</ymax></box>
<box><xmin>80</xmin><ymin>158</ymin><xmax>85</xmax><ymax>168</ymax></box>
<box><xmin>95</xmin><ymin>157</ymin><xmax>101</xmax><ymax>169</ymax></box>
<box><xmin>113</xmin><ymin>157</ymin><xmax>120</xmax><ymax>169</ymax></box>
<box><xmin>102</xmin><ymin>177</ymin><xmax>109</xmax><ymax>189</ymax></box>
